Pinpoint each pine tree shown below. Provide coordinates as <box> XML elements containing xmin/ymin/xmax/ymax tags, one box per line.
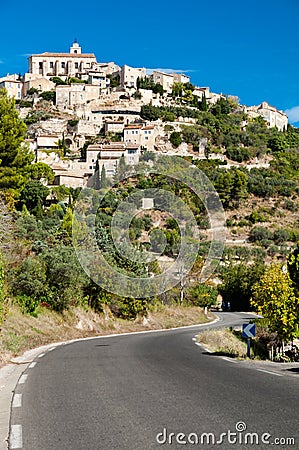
<box><xmin>0</xmin><ymin>89</ymin><xmax>34</xmax><ymax>194</ymax></box>
<box><xmin>94</xmin><ymin>160</ymin><xmax>100</xmax><ymax>190</ymax></box>
<box><xmin>200</xmin><ymin>92</ymin><xmax>207</xmax><ymax>111</ymax></box>
<box><xmin>100</xmin><ymin>165</ymin><xmax>108</xmax><ymax>188</ymax></box>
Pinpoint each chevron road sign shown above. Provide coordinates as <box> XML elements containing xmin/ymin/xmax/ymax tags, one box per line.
<box><xmin>242</xmin><ymin>323</ymin><xmax>256</xmax><ymax>338</ymax></box>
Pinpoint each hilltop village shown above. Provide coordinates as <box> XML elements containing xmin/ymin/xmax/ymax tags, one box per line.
<box><xmin>0</xmin><ymin>40</ymin><xmax>289</xmax><ymax>188</ymax></box>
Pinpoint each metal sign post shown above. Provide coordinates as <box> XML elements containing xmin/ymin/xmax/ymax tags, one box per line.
<box><xmin>242</xmin><ymin>324</ymin><xmax>256</xmax><ymax>358</ymax></box>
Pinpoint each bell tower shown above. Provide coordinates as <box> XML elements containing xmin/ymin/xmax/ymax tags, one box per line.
<box><xmin>70</xmin><ymin>39</ymin><xmax>82</xmax><ymax>54</ymax></box>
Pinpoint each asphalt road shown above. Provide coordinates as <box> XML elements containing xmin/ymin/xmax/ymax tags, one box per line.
<box><xmin>10</xmin><ymin>313</ymin><xmax>298</xmax><ymax>449</ymax></box>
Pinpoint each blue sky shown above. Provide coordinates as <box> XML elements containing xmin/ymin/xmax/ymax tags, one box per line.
<box><xmin>1</xmin><ymin>0</ymin><xmax>299</xmax><ymax>125</ymax></box>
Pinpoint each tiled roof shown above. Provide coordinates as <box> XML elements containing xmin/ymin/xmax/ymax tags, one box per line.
<box><xmin>30</xmin><ymin>52</ymin><xmax>96</xmax><ymax>58</ymax></box>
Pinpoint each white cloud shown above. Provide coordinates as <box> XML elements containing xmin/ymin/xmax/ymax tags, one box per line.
<box><xmin>285</xmin><ymin>106</ymin><xmax>299</xmax><ymax>123</ymax></box>
<box><xmin>146</xmin><ymin>67</ymin><xmax>198</xmax><ymax>75</ymax></box>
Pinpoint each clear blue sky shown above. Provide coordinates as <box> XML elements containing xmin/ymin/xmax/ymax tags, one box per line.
<box><xmin>1</xmin><ymin>0</ymin><xmax>299</xmax><ymax>124</ymax></box>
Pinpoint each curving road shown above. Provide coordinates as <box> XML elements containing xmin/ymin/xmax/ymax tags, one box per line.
<box><xmin>10</xmin><ymin>313</ymin><xmax>298</xmax><ymax>449</ymax></box>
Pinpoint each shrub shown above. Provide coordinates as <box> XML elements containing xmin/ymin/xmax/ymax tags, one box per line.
<box><xmin>273</xmin><ymin>228</ymin><xmax>289</xmax><ymax>244</ymax></box>
<box><xmin>170</xmin><ymin>131</ymin><xmax>182</xmax><ymax>147</ymax></box>
<box><xmin>39</xmin><ymin>91</ymin><xmax>55</xmax><ymax>102</ymax></box>
<box><xmin>67</xmin><ymin>119</ymin><xmax>79</xmax><ymax>127</ymax></box>
<box><xmin>249</xmin><ymin>226</ymin><xmax>273</xmax><ymax>243</ymax></box>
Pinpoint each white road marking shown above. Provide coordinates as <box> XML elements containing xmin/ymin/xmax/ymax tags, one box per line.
<box><xmin>18</xmin><ymin>374</ymin><xmax>28</xmax><ymax>384</ymax></box>
<box><xmin>221</xmin><ymin>357</ymin><xmax>238</xmax><ymax>364</ymax></box>
<box><xmin>38</xmin><ymin>353</ymin><xmax>45</xmax><ymax>358</ymax></box>
<box><xmin>12</xmin><ymin>394</ymin><xmax>22</xmax><ymax>408</ymax></box>
<box><xmin>48</xmin><ymin>347</ymin><xmax>55</xmax><ymax>351</ymax></box>
<box><xmin>257</xmin><ymin>369</ymin><xmax>282</xmax><ymax>377</ymax></box>
<box><xmin>10</xmin><ymin>424</ymin><xmax>22</xmax><ymax>449</ymax></box>
<box><xmin>192</xmin><ymin>338</ymin><xmax>197</xmax><ymax>341</ymax></box>
<box><xmin>194</xmin><ymin>341</ymin><xmax>213</xmax><ymax>353</ymax></box>
<box><xmin>28</xmin><ymin>362</ymin><xmax>36</xmax><ymax>368</ymax></box>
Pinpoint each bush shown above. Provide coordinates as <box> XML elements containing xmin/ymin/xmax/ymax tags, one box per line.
<box><xmin>67</xmin><ymin>119</ymin><xmax>79</xmax><ymax>127</ymax></box>
<box><xmin>170</xmin><ymin>131</ymin><xmax>182</xmax><ymax>147</ymax></box>
<box><xmin>273</xmin><ymin>228</ymin><xmax>289</xmax><ymax>244</ymax></box>
<box><xmin>226</xmin><ymin>146</ymin><xmax>254</xmax><ymax>162</ymax></box>
<box><xmin>26</xmin><ymin>88</ymin><xmax>39</xmax><ymax>95</ymax></box>
<box><xmin>249</xmin><ymin>226</ymin><xmax>273</xmax><ymax>243</ymax></box>
<box><xmin>39</xmin><ymin>91</ymin><xmax>55</xmax><ymax>103</ymax></box>
<box><xmin>187</xmin><ymin>284</ymin><xmax>218</xmax><ymax>307</ymax></box>
<box><xmin>15</xmin><ymin>295</ymin><xmax>40</xmax><ymax>315</ymax></box>
<box><xmin>111</xmin><ymin>296</ymin><xmax>148</xmax><ymax>319</ymax></box>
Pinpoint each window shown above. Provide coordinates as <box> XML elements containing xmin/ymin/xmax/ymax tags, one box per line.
<box><xmin>91</xmin><ymin>159</ymin><xmax>95</xmax><ymax>162</ymax></box>
<box><xmin>89</xmin><ymin>166</ymin><xmax>93</xmax><ymax>169</ymax></box>
<box><xmin>61</xmin><ymin>62</ymin><xmax>65</xmax><ymax>69</ymax></box>
<box><xmin>75</xmin><ymin>62</ymin><xmax>79</xmax><ymax>69</ymax></box>
<box><xmin>145</xmin><ymin>137</ymin><xmax>148</xmax><ymax>140</ymax></box>
<box><xmin>50</xmin><ymin>62</ymin><xmax>54</xmax><ymax>69</ymax></box>
<box><xmin>39</xmin><ymin>62</ymin><xmax>43</xmax><ymax>69</ymax></box>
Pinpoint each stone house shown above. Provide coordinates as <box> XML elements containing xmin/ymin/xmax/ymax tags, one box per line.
<box><xmin>120</xmin><ymin>65</ymin><xmax>146</xmax><ymax>88</ymax></box>
<box><xmin>28</xmin><ymin>41</ymin><xmax>97</xmax><ymax>80</ymax></box>
<box><xmin>0</xmin><ymin>74</ymin><xmax>22</xmax><ymax>99</ymax></box>
<box><xmin>246</xmin><ymin>101</ymin><xmax>288</xmax><ymax>131</ymax></box>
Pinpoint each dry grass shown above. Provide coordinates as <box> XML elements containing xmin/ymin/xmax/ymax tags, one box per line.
<box><xmin>0</xmin><ymin>304</ymin><xmax>212</xmax><ymax>367</ymax></box>
<box><xmin>198</xmin><ymin>328</ymin><xmax>247</xmax><ymax>358</ymax></box>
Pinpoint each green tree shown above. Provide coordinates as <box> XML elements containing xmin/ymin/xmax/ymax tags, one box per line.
<box><xmin>93</xmin><ymin>160</ymin><xmax>100</xmax><ymax>190</ymax></box>
<box><xmin>219</xmin><ymin>263</ymin><xmax>265</xmax><ymax>310</ymax></box>
<box><xmin>61</xmin><ymin>207</ymin><xmax>74</xmax><ymax>236</ymax></box>
<box><xmin>20</xmin><ymin>181</ymin><xmax>49</xmax><ymax>212</ymax></box>
<box><xmin>50</xmin><ymin>77</ymin><xmax>67</xmax><ymax>85</ymax></box>
<box><xmin>29</xmin><ymin>162</ymin><xmax>55</xmax><ymax>183</ymax></box>
<box><xmin>187</xmin><ymin>283</ymin><xmax>218</xmax><ymax>308</ymax></box>
<box><xmin>140</xmin><ymin>105</ymin><xmax>161</xmax><ymax>121</ymax></box>
<box><xmin>170</xmin><ymin>131</ymin><xmax>182</xmax><ymax>147</ymax></box>
<box><xmin>0</xmin><ymin>89</ymin><xmax>34</xmax><ymax>193</ymax></box>
<box><xmin>251</xmin><ymin>265</ymin><xmax>299</xmax><ymax>341</ymax></box>
<box><xmin>200</xmin><ymin>92</ymin><xmax>207</xmax><ymax>111</ymax></box>
<box><xmin>39</xmin><ymin>91</ymin><xmax>55</xmax><ymax>103</ymax></box>
<box><xmin>100</xmin><ymin>165</ymin><xmax>109</xmax><ymax>188</ymax></box>
<box><xmin>172</xmin><ymin>82</ymin><xmax>184</xmax><ymax>98</ymax></box>
<box><xmin>152</xmin><ymin>83</ymin><xmax>164</xmax><ymax>96</ymax></box>
<box><xmin>288</xmin><ymin>243</ymin><xmax>299</xmax><ymax>289</ymax></box>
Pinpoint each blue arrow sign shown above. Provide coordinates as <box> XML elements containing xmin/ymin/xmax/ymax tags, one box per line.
<box><xmin>242</xmin><ymin>323</ymin><xmax>256</xmax><ymax>338</ymax></box>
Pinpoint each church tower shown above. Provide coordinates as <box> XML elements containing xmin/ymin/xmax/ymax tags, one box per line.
<box><xmin>70</xmin><ymin>39</ymin><xmax>82</xmax><ymax>54</ymax></box>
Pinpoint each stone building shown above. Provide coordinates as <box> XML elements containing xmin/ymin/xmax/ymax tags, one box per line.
<box><xmin>56</xmin><ymin>84</ymin><xmax>101</xmax><ymax>109</ymax></box>
<box><xmin>124</xmin><ymin>124</ymin><xmax>156</xmax><ymax>150</ymax></box>
<box><xmin>22</xmin><ymin>73</ymin><xmax>55</xmax><ymax>96</ymax></box>
<box><xmin>28</xmin><ymin>41</ymin><xmax>97</xmax><ymax>80</ymax></box>
<box><xmin>246</xmin><ymin>101</ymin><xmax>288</xmax><ymax>131</ymax></box>
<box><xmin>0</xmin><ymin>74</ymin><xmax>22</xmax><ymax>99</ymax></box>
<box><xmin>120</xmin><ymin>65</ymin><xmax>146</xmax><ymax>88</ymax></box>
<box><xmin>150</xmin><ymin>71</ymin><xmax>174</xmax><ymax>93</ymax></box>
